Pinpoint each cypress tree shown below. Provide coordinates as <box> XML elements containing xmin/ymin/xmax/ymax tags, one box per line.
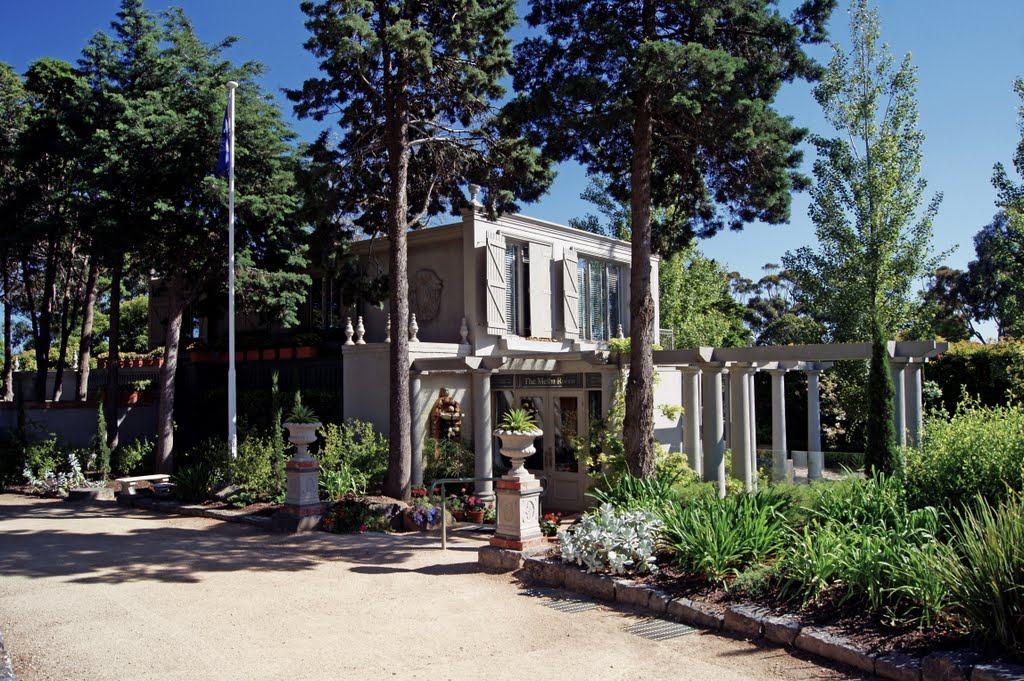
<box><xmin>865</xmin><ymin>318</ymin><xmax>898</xmax><ymax>476</ymax></box>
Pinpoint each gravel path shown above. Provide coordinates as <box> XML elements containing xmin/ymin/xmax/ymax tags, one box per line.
<box><xmin>0</xmin><ymin>494</ymin><xmax>863</xmax><ymax>681</ymax></box>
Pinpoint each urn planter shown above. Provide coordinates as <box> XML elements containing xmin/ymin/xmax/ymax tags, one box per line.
<box><xmin>490</xmin><ymin>428</ymin><xmax>546</xmax><ymax>552</ymax></box>
<box><xmin>276</xmin><ymin>421</ymin><xmax>324</xmax><ymax>532</ymax></box>
<box><xmin>493</xmin><ymin>429</ymin><xmax>542</xmax><ymax>479</ymax></box>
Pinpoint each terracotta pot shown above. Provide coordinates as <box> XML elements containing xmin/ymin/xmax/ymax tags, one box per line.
<box><xmin>453</xmin><ymin>510</ymin><xmax>466</xmax><ymax>522</ymax></box>
<box><xmin>98</xmin><ymin>359</ymin><xmax>108</xmax><ymax>369</ymax></box>
<box><xmin>278</xmin><ymin>347</ymin><xmax>295</xmax><ymax>360</ymax></box>
<box><xmin>154</xmin><ymin>357</ymin><xmax>165</xmax><ymax>367</ymax></box>
<box><xmin>121</xmin><ymin>390</ymin><xmax>139</xmax><ymax>406</ymax></box>
<box><xmin>261</xmin><ymin>348</ymin><xmax>277</xmax><ymax>361</ymax></box>
<box><xmin>190</xmin><ymin>351</ymin><xmax>212</xmax><ymax>363</ymax></box>
<box><xmin>467</xmin><ymin>510</ymin><xmax>485</xmax><ymax>524</ymax></box>
<box><xmin>235</xmin><ymin>351</ymin><xmax>243</xmax><ymax>362</ymax></box>
<box><xmin>245</xmin><ymin>349</ymin><xmax>260</xmax><ymax>361</ymax></box>
<box><xmin>295</xmin><ymin>346</ymin><xmax>318</xmax><ymax>359</ymax></box>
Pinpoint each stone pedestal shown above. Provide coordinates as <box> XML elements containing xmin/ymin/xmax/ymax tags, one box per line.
<box><xmin>275</xmin><ymin>422</ymin><xmax>324</xmax><ymax>533</ymax></box>
<box><xmin>490</xmin><ymin>476</ymin><xmax>545</xmax><ymax>551</ymax></box>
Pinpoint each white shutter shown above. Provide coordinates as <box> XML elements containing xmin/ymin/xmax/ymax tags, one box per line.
<box><xmin>562</xmin><ymin>248</ymin><xmax>579</xmax><ymax>339</ymax></box>
<box><xmin>485</xmin><ymin>231</ymin><xmax>507</xmax><ymax>334</ymax></box>
<box><xmin>529</xmin><ymin>243</ymin><xmax>552</xmax><ymax>338</ymax></box>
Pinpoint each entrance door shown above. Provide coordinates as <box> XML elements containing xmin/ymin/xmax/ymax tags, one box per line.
<box><xmin>544</xmin><ymin>392</ymin><xmax>589</xmax><ymax>511</ymax></box>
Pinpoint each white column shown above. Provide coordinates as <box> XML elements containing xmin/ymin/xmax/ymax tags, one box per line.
<box><xmin>701</xmin><ymin>365</ymin><xmax>726</xmax><ymax>497</ymax></box>
<box><xmin>723</xmin><ymin>369</ymin><xmax>732</xmax><ymax>450</ymax></box>
<box><xmin>768</xmin><ymin>369</ymin><xmax>787</xmax><ymax>481</ymax></box>
<box><xmin>729</xmin><ymin>365</ymin><xmax>753</xmax><ymax>492</ymax></box>
<box><xmin>472</xmin><ymin>370</ymin><xmax>494</xmax><ymax>501</ymax></box>
<box><xmin>891</xmin><ymin>361</ymin><xmax>907</xmax><ymax>446</ymax></box>
<box><xmin>681</xmin><ymin>367</ymin><xmax>702</xmax><ymax>476</ymax></box>
<box><xmin>806</xmin><ymin>368</ymin><xmax>822</xmax><ymax>457</ymax></box>
<box><xmin>748</xmin><ymin>370</ymin><xmax>757</xmax><ymax>490</ymax></box>
<box><xmin>410</xmin><ymin>373</ymin><xmax>424</xmax><ymax>486</ymax></box>
<box><xmin>905</xmin><ymin>363</ymin><xmax>923</xmax><ymax>447</ymax></box>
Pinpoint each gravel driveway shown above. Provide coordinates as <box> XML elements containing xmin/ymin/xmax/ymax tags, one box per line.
<box><xmin>0</xmin><ymin>494</ymin><xmax>862</xmax><ymax>681</ymax></box>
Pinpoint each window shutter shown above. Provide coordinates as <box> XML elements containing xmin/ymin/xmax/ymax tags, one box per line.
<box><xmin>505</xmin><ymin>244</ymin><xmax>518</xmax><ymax>334</ymax></box>
<box><xmin>562</xmin><ymin>248</ymin><xmax>579</xmax><ymax>339</ymax></box>
<box><xmin>485</xmin><ymin>231</ymin><xmax>507</xmax><ymax>334</ymax></box>
<box><xmin>590</xmin><ymin>262</ymin><xmax>606</xmax><ymax>340</ymax></box>
<box><xmin>529</xmin><ymin>243</ymin><xmax>552</xmax><ymax>338</ymax></box>
<box><xmin>607</xmin><ymin>264</ymin><xmax>621</xmax><ymax>337</ymax></box>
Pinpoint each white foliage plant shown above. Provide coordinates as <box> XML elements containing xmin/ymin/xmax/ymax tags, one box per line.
<box><xmin>23</xmin><ymin>453</ymin><xmax>87</xmax><ymax>495</ymax></box>
<box><xmin>559</xmin><ymin>503</ymin><xmax>662</xmax><ymax>575</ymax></box>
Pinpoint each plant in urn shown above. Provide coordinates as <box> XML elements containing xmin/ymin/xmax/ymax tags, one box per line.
<box><xmin>283</xmin><ymin>402</ymin><xmax>322</xmax><ymax>462</ymax></box>
<box><xmin>494</xmin><ymin>408</ymin><xmax>542</xmax><ymax>480</ymax></box>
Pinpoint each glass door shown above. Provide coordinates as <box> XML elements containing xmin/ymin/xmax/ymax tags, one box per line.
<box><xmin>545</xmin><ymin>392</ymin><xmax>588</xmax><ymax>511</ymax></box>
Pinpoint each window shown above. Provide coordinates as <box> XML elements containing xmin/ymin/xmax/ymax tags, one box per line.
<box><xmin>577</xmin><ymin>257</ymin><xmax>622</xmax><ymax>341</ymax></box>
<box><xmin>504</xmin><ymin>242</ymin><xmax>531</xmax><ymax>336</ymax></box>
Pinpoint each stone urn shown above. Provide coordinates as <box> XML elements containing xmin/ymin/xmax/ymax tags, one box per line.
<box><xmin>283</xmin><ymin>422</ymin><xmax>322</xmax><ymax>461</ymax></box>
<box><xmin>494</xmin><ymin>429</ymin><xmax>542</xmax><ymax>480</ymax></box>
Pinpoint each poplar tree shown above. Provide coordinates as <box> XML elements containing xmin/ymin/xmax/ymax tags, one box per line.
<box><xmin>511</xmin><ymin>0</ymin><xmax>834</xmax><ymax>475</ymax></box>
<box><xmin>290</xmin><ymin>0</ymin><xmax>551</xmax><ymax>500</ymax></box>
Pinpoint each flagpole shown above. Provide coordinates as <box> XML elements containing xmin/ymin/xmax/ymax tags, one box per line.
<box><xmin>227</xmin><ymin>80</ymin><xmax>238</xmax><ymax>461</ymax></box>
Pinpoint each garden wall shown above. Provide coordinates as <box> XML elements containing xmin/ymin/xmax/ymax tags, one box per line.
<box><xmin>0</xmin><ymin>401</ymin><xmax>158</xmax><ymax>448</ymax></box>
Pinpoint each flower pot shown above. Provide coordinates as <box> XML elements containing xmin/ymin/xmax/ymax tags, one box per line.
<box><xmin>190</xmin><ymin>351</ymin><xmax>212</xmax><ymax>363</ymax></box>
<box><xmin>245</xmin><ymin>350</ymin><xmax>260</xmax><ymax>361</ymax></box>
<box><xmin>98</xmin><ymin>359</ymin><xmax>108</xmax><ymax>369</ymax></box>
<box><xmin>121</xmin><ymin>390</ymin><xmax>139</xmax><ymax>406</ymax></box>
<box><xmin>261</xmin><ymin>348</ymin><xmax>277</xmax><ymax>361</ymax></box>
<box><xmin>453</xmin><ymin>510</ymin><xmax>466</xmax><ymax>522</ymax></box>
<box><xmin>493</xmin><ymin>429</ymin><xmax>543</xmax><ymax>479</ymax></box>
<box><xmin>295</xmin><ymin>345</ymin><xmax>318</xmax><ymax>359</ymax></box>
<box><xmin>284</xmin><ymin>421</ymin><xmax>322</xmax><ymax>462</ymax></box>
<box><xmin>154</xmin><ymin>357</ymin><xmax>165</xmax><ymax>367</ymax></box>
<box><xmin>466</xmin><ymin>510</ymin><xmax>485</xmax><ymax>524</ymax></box>
<box><xmin>278</xmin><ymin>347</ymin><xmax>295</xmax><ymax>360</ymax></box>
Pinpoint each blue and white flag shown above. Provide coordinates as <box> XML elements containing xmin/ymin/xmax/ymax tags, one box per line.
<box><xmin>216</xmin><ymin>104</ymin><xmax>231</xmax><ymax>177</ymax></box>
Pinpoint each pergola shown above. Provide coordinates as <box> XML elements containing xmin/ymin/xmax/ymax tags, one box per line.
<box><xmin>653</xmin><ymin>341</ymin><xmax>948</xmax><ymax>494</ymax></box>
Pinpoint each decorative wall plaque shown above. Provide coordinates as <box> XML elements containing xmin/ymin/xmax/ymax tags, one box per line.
<box><xmin>410</xmin><ymin>268</ymin><xmax>443</xmax><ymax>322</ymax></box>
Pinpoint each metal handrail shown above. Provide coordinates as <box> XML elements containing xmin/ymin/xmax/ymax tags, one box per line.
<box><xmin>429</xmin><ymin>475</ymin><xmax>547</xmax><ymax>550</ymax></box>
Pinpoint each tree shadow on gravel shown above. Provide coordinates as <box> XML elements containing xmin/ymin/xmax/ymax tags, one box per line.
<box><xmin>0</xmin><ymin>498</ymin><xmax>482</xmax><ymax>584</ymax></box>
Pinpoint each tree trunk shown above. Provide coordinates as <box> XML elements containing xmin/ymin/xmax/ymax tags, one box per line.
<box><xmin>2</xmin><ymin>263</ymin><xmax>13</xmax><ymax>401</ymax></box>
<box><xmin>51</xmin><ymin>260</ymin><xmax>81</xmax><ymax>402</ymax></box>
<box><xmin>105</xmin><ymin>257</ymin><xmax>122</xmax><ymax>453</ymax></box>
<box><xmin>76</xmin><ymin>259</ymin><xmax>100</xmax><ymax>401</ymax></box>
<box><xmin>382</xmin><ymin>61</ymin><xmax>413</xmax><ymax>502</ymax></box>
<box><xmin>623</xmin><ymin>0</ymin><xmax>657</xmax><ymax>478</ymax></box>
<box><xmin>32</xmin><ymin>240</ymin><xmax>59</xmax><ymax>402</ymax></box>
<box><xmin>155</xmin><ymin>278</ymin><xmax>185</xmax><ymax>474</ymax></box>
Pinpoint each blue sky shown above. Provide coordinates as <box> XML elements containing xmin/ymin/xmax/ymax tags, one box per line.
<box><xmin>2</xmin><ymin>0</ymin><xmax>1022</xmax><ymax>287</ymax></box>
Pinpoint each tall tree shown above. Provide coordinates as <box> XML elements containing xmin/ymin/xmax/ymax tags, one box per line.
<box><xmin>783</xmin><ymin>0</ymin><xmax>942</xmax><ymax>343</ymax></box>
<box><xmin>0</xmin><ymin>63</ymin><xmax>28</xmax><ymax>401</ymax></box>
<box><xmin>511</xmin><ymin>0</ymin><xmax>834</xmax><ymax>475</ymax></box>
<box><xmin>733</xmin><ymin>264</ymin><xmax>824</xmax><ymax>346</ymax></box>
<box><xmin>963</xmin><ymin>211</ymin><xmax>1024</xmax><ymax>338</ymax></box>
<box><xmin>659</xmin><ymin>246</ymin><xmax>749</xmax><ymax>349</ymax></box>
<box><xmin>291</xmin><ymin>0</ymin><xmax>551</xmax><ymax>500</ymax></box>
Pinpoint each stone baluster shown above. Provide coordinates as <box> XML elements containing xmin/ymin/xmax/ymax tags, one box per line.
<box><xmin>344</xmin><ymin>317</ymin><xmax>355</xmax><ymax>345</ymax></box>
<box><xmin>409</xmin><ymin>313</ymin><xmax>420</xmax><ymax>342</ymax></box>
<box><xmin>460</xmin><ymin>316</ymin><xmax>469</xmax><ymax>344</ymax></box>
<box><xmin>355</xmin><ymin>316</ymin><xmax>366</xmax><ymax>345</ymax></box>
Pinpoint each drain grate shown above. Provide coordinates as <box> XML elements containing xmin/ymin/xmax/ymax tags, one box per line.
<box><xmin>623</xmin><ymin>618</ymin><xmax>697</xmax><ymax>641</ymax></box>
<box><xmin>521</xmin><ymin>588</ymin><xmax>600</xmax><ymax>614</ymax></box>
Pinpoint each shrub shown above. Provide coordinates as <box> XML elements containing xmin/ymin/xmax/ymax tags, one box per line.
<box><xmin>321</xmin><ymin>494</ymin><xmax>392</xmax><ymax>534</ymax></box>
<box><xmin>23</xmin><ymin>437</ymin><xmax>61</xmax><ymax>480</ymax></box>
<box><xmin>229</xmin><ymin>436</ymin><xmax>276</xmax><ymax>499</ymax></box>
<box><xmin>423</xmin><ymin>437</ymin><xmax>473</xmax><ymax>487</ymax></box>
<box><xmin>319</xmin><ymin>463</ymin><xmax>368</xmax><ymax>500</ymax></box>
<box><xmin>317</xmin><ymin>420</ymin><xmax>388</xmax><ymax>491</ymax></box>
<box><xmin>0</xmin><ymin>429</ymin><xmax>26</xmax><ymax>488</ymax></box>
<box><xmin>560</xmin><ymin>503</ymin><xmax>662</xmax><ymax>575</ymax></box>
<box><xmin>116</xmin><ymin>438</ymin><xmax>153</xmax><ymax>477</ymax></box>
<box><xmin>95</xmin><ymin>403</ymin><xmax>111</xmax><ymax>479</ymax></box>
<box><xmin>587</xmin><ymin>469</ymin><xmax>681</xmax><ymax>512</ymax></box>
<box><xmin>173</xmin><ymin>464</ymin><xmax>218</xmax><ymax>503</ymax></box>
<box><xmin>659</xmin><ymin>490</ymin><xmax>789</xmax><ymax>585</ymax></box>
<box><xmin>905</xmin><ymin>401</ymin><xmax>1024</xmax><ymax>510</ymax></box>
<box><xmin>934</xmin><ymin>494</ymin><xmax>1024</xmax><ymax>654</ymax></box>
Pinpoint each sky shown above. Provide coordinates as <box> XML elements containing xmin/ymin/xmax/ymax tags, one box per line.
<box><xmin>2</xmin><ymin>0</ymin><xmax>1023</xmax><ymax>288</ymax></box>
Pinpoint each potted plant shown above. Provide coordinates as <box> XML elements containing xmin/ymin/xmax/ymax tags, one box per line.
<box><xmin>541</xmin><ymin>512</ymin><xmax>562</xmax><ymax>539</ymax></box>
<box><xmin>245</xmin><ymin>348</ymin><xmax>260</xmax><ymax>362</ymax></box>
<box><xmin>402</xmin><ymin>487</ymin><xmax>442</xmax><ymax>531</ymax></box>
<box><xmin>494</xmin><ymin>408</ymin><xmax>542</xmax><ymax>479</ymax></box>
<box><xmin>283</xmin><ymin>402</ymin><xmax>322</xmax><ymax>461</ymax></box>
<box><xmin>122</xmin><ymin>379</ymin><xmax>152</xmax><ymax>406</ymax></box>
<box><xmin>483</xmin><ymin>503</ymin><xmax>496</xmax><ymax>524</ymax></box>
<box><xmin>294</xmin><ymin>333</ymin><xmax>321</xmax><ymax>360</ymax></box>
<box><xmin>464</xmin><ymin>495</ymin><xmax>486</xmax><ymax>524</ymax></box>
<box><xmin>261</xmin><ymin>346</ymin><xmax>277</xmax><ymax>361</ymax></box>
<box><xmin>278</xmin><ymin>345</ymin><xmax>295</xmax><ymax>360</ymax></box>
<box><xmin>446</xmin><ymin>491</ymin><xmax>467</xmax><ymax>522</ymax></box>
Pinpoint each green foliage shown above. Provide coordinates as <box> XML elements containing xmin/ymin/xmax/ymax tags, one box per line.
<box><xmin>659</xmin><ymin>490</ymin><xmax>790</xmax><ymax>585</ymax></box>
<box><xmin>905</xmin><ymin>401</ymin><xmax>1024</xmax><ymax>510</ymax></box>
<box><xmin>423</xmin><ymin>438</ymin><xmax>474</xmax><ymax>487</ymax></box>
<box><xmin>229</xmin><ymin>436</ymin><xmax>276</xmax><ymax>500</ymax></box>
<box><xmin>285</xmin><ymin>403</ymin><xmax>319</xmax><ymax>424</ymax></box>
<box><xmin>934</xmin><ymin>494</ymin><xmax>1024</xmax><ymax>654</ymax></box>
<box><xmin>116</xmin><ymin>438</ymin><xmax>152</xmax><ymax>477</ymax></box>
<box><xmin>321</xmin><ymin>495</ymin><xmax>392</xmax><ymax>534</ymax></box>
<box><xmin>172</xmin><ymin>464</ymin><xmax>217</xmax><ymax>503</ymax></box>
<box><xmin>95</xmin><ymin>402</ymin><xmax>111</xmax><ymax>479</ymax></box>
<box><xmin>660</xmin><ymin>246</ymin><xmax>750</xmax><ymax>348</ymax></box>
<box><xmin>924</xmin><ymin>338</ymin><xmax>1024</xmax><ymax>412</ymax></box>
<box><xmin>119</xmin><ymin>295</ymin><xmax>150</xmax><ymax>353</ymax></box>
<box><xmin>783</xmin><ymin>1</ymin><xmax>942</xmax><ymax>342</ymax></box>
<box><xmin>23</xmin><ymin>436</ymin><xmax>61</xmax><ymax>480</ymax></box>
<box><xmin>319</xmin><ymin>465</ymin><xmax>368</xmax><ymax>500</ymax></box>
<box><xmin>0</xmin><ymin>429</ymin><xmax>27</xmax><ymax>488</ymax></box>
<box><xmin>865</xmin><ymin>325</ymin><xmax>899</xmax><ymax>476</ymax></box>
<box><xmin>497</xmin><ymin>408</ymin><xmax>538</xmax><ymax>432</ymax></box>
<box><xmin>269</xmin><ymin>371</ymin><xmax>285</xmax><ymax>498</ymax></box>
<box><xmin>587</xmin><ymin>469</ymin><xmax>681</xmax><ymax>513</ymax></box>
<box><xmin>317</xmin><ymin>420</ymin><xmax>388</xmax><ymax>492</ymax></box>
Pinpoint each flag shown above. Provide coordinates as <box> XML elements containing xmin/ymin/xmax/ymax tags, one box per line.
<box><xmin>216</xmin><ymin>104</ymin><xmax>230</xmax><ymax>177</ymax></box>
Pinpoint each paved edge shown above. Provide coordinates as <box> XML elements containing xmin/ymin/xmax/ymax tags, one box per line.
<box><xmin>117</xmin><ymin>494</ymin><xmax>275</xmax><ymax>530</ymax></box>
<box><xmin>0</xmin><ymin>626</ymin><xmax>17</xmax><ymax>681</ymax></box>
<box><xmin>514</xmin><ymin>555</ymin><xmax>1024</xmax><ymax>681</ymax></box>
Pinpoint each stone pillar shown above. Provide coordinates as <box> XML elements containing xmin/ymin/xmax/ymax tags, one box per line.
<box><xmin>748</xmin><ymin>370</ymin><xmax>757</xmax><ymax>490</ymax></box>
<box><xmin>410</xmin><ymin>373</ymin><xmax>424</xmax><ymax>486</ymax></box>
<box><xmin>680</xmin><ymin>367</ymin><xmax>702</xmax><ymax>476</ymax></box>
<box><xmin>729</xmin><ymin>365</ymin><xmax>753</xmax><ymax>492</ymax></box>
<box><xmin>472</xmin><ymin>370</ymin><xmax>494</xmax><ymax>501</ymax></box>
<box><xmin>905</xmin><ymin>362</ymin><xmax>924</xmax><ymax>447</ymax></box>
<box><xmin>768</xmin><ymin>369</ymin><xmax>788</xmax><ymax>481</ymax></box>
<box><xmin>723</xmin><ymin>369</ymin><xmax>732</xmax><ymax>450</ymax></box>
<box><xmin>891</xmin><ymin>361</ymin><xmax>907</xmax><ymax>447</ymax></box>
<box><xmin>806</xmin><ymin>368</ymin><xmax>822</xmax><ymax>457</ymax></box>
<box><xmin>701</xmin><ymin>364</ymin><xmax>726</xmax><ymax>497</ymax></box>
<box><xmin>276</xmin><ymin>424</ymin><xmax>324</xmax><ymax>533</ymax></box>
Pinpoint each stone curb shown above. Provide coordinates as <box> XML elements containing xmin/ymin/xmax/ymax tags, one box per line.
<box><xmin>0</xmin><ymin>626</ymin><xmax>17</xmax><ymax>681</ymax></box>
<box><xmin>516</xmin><ymin>556</ymin><xmax>1022</xmax><ymax>681</ymax></box>
<box><xmin>119</xmin><ymin>494</ymin><xmax>273</xmax><ymax>530</ymax></box>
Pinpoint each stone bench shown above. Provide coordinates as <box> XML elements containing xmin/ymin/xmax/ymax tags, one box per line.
<box><xmin>116</xmin><ymin>474</ymin><xmax>171</xmax><ymax>496</ymax></box>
